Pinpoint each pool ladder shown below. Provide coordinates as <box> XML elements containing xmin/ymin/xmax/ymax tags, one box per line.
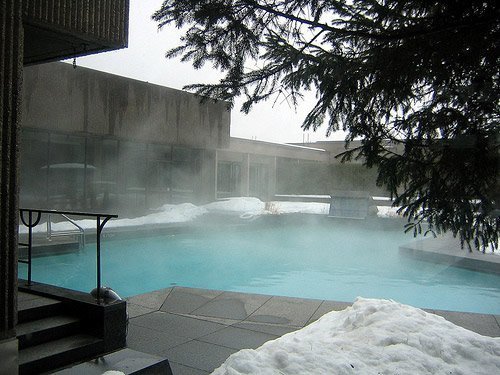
<box><xmin>46</xmin><ymin>213</ymin><xmax>86</xmax><ymax>250</ymax></box>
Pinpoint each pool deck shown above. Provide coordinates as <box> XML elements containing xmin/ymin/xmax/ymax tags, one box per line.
<box><xmin>125</xmin><ymin>286</ymin><xmax>500</xmax><ymax>375</ymax></box>
<box><xmin>399</xmin><ymin>233</ymin><xmax>500</xmax><ymax>274</ymax></box>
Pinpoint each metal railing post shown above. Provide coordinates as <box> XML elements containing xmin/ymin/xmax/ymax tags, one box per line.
<box><xmin>95</xmin><ymin>214</ymin><xmax>112</xmax><ymax>304</ymax></box>
<box><xmin>19</xmin><ymin>209</ymin><xmax>42</xmax><ymax>285</ymax></box>
<box><xmin>19</xmin><ymin>209</ymin><xmax>117</xmax><ymax>302</ymax></box>
<box><xmin>96</xmin><ymin>215</ymin><xmax>102</xmax><ymax>302</ymax></box>
<box><xmin>27</xmin><ymin>211</ymin><xmax>33</xmax><ymax>285</ymax></box>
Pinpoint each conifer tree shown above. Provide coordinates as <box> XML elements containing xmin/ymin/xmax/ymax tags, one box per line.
<box><xmin>153</xmin><ymin>0</ymin><xmax>499</xmax><ymax>250</ymax></box>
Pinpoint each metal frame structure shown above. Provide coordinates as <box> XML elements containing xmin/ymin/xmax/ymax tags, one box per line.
<box><xmin>19</xmin><ymin>208</ymin><xmax>117</xmax><ymax>303</ymax></box>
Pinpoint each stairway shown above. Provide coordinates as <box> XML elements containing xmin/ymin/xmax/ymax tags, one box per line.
<box><xmin>17</xmin><ymin>290</ymin><xmax>172</xmax><ymax>374</ymax></box>
<box><xmin>17</xmin><ymin>292</ymin><xmax>104</xmax><ymax>375</ymax></box>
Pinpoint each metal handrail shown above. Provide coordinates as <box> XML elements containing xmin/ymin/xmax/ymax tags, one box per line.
<box><xmin>19</xmin><ymin>208</ymin><xmax>117</xmax><ymax>303</ymax></box>
<box><xmin>47</xmin><ymin>213</ymin><xmax>86</xmax><ymax>250</ymax></box>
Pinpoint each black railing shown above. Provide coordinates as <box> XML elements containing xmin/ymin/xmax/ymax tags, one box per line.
<box><xmin>19</xmin><ymin>209</ymin><xmax>117</xmax><ymax>303</ymax></box>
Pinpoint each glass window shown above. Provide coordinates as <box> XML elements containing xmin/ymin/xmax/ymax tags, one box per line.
<box><xmin>46</xmin><ymin>133</ymin><xmax>86</xmax><ymax>209</ymax></box>
<box><xmin>118</xmin><ymin>141</ymin><xmax>147</xmax><ymax>210</ymax></box>
<box><xmin>249</xmin><ymin>163</ymin><xmax>269</xmax><ymax>199</ymax></box>
<box><xmin>86</xmin><ymin>138</ymin><xmax>118</xmax><ymax>210</ymax></box>
<box><xmin>119</xmin><ymin>141</ymin><xmax>147</xmax><ymax>190</ymax></box>
<box><xmin>217</xmin><ymin>162</ymin><xmax>241</xmax><ymax>197</ymax></box>
<box><xmin>172</xmin><ymin>146</ymin><xmax>191</xmax><ymax>162</ymax></box>
<box><xmin>19</xmin><ymin>129</ymin><xmax>49</xmax><ymax>208</ymax></box>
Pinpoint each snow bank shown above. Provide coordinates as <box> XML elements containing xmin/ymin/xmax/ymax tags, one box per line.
<box><xmin>203</xmin><ymin>197</ymin><xmax>401</xmax><ymax>218</ymax></box>
<box><xmin>203</xmin><ymin>197</ymin><xmax>266</xmax><ymax>215</ymax></box>
<box><xmin>19</xmin><ymin>203</ymin><xmax>207</xmax><ymax>233</ymax></box>
<box><xmin>202</xmin><ymin>197</ymin><xmax>330</xmax><ymax>216</ymax></box>
<box><xmin>212</xmin><ymin>298</ymin><xmax>500</xmax><ymax>375</ymax></box>
<box><xmin>107</xmin><ymin>203</ymin><xmax>207</xmax><ymax>227</ymax></box>
<box><xmin>19</xmin><ymin>198</ymin><xmax>404</xmax><ymax>234</ymax></box>
<box><xmin>376</xmin><ymin>205</ymin><xmax>402</xmax><ymax>218</ymax></box>
<box><xmin>269</xmin><ymin>201</ymin><xmax>329</xmax><ymax>215</ymax></box>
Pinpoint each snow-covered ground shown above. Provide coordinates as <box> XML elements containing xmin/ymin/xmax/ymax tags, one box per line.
<box><xmin>212</xmin><ymin>298</ymin><xmax>500</xmax><ymax>375</ymax></box>
<box><xmin>19</xmin><ymin>197</ymin><xmax>397</xmax><ymax>233</ymax></box>
<box><xmin>203</xmin><ymin>197</ymin><xmax>267</xmax><ymax>215</ymax></box>
<box><xmin>376</xmin><ymin>205</ymin><xmax>402</xmax><ymax>218</ymax></box>
<box><xmin>204</xmin><ymin>197</ymin><xmax>332</xmax><ymax>216</ymax></box>
<box><xmin>21</xmin><ymin>197</ymin><xmax>499</xmax><ymax>254</ymax></box>
<box><xmin>19</xmin><ymin>202</ymin><xmax>208</xmax><ymax>233</ymax></box>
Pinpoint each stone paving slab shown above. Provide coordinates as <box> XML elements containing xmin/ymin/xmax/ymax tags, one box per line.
<box><xmin>131</xmin><ymin>311</ymin><xmax>228</xmax><ymax>340</ymax></box>
<box><xmin>127</xmin><ymin>303</ymin><xmax>157</xmax><ymax>318</ymax></box>
<box><xmin>307</xmin><ymin>300</ymin><xmax>352</xmax><ymax>325</ymax></box>
<box><xmin>163</xmin><ymin>340</ymin><xmax>237</xmax><ymax>373</ymax></box>
<box><xmin>179</xmin><ymin>314</ymin><xmax>240</xmax><ymax>326</ymax></box>
<box><xmin>169</xmin><ymin>362</ymin><xmax>209</xmax><ymax>375</ymax></box>
<box><xmin>399</xmin><ymin>234</ymin><xmax>500</xmax><ymax>274</ymax></box>
<box><xmin>126</xmin><ymin>323</ymin><xmax>191</xmax><ymax>356</ymax></box>
<box><xmin>160</xmin><ymin>287</ymin><xmax>224</xmax><ymax>315</ymax></box>
<box><xmin>198</xmin><ymin>325</ymin><xmax>279</xmax><ymax>350</ymax></box>
<box><xmin>247</xmin><ymin>295</ymin><xmax>323</xmax><ymax>327</ymax></box>
<box><xmin>124</xmin><ymin>286</ymin><xmax>500</xmax><ymax>375</ymax></box>
<box><xmin>191</xmin><ymin>291</ymin><xmax>272</xmax><ymax>321</ymax></box>
<box><xmin>231</xmin><ymin>321</ymin><xmax>298</xmax><ymax>337</ymax></box>
<box><xmin>428</xmin><ymin>309</ymin><xmax>500</xmax><ymax>337</ymax></box>
<box><xmin>126</xmin><ymin>288</ymin><xmax>173</xmax><ymax>310</ymax></box>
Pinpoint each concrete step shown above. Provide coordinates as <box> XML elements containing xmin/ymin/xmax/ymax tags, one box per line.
<box><xmin>52</xmin><ymin>348</ymin><xmax>173</xmax><ymax>375</ymax></box>
<box><xmin>19</xmin><ymin>334</ymin><xmax>104</xmax><ymax>375</ymax></box>
<box><xmin>17</xmin><ymin>315</ymin><xmax>81</xmax><ymax>349</ymax></box>
<box><xmin>18</xmin><ymin>294</ymin><xmax>65</xmax><ymax>323</ymax></box>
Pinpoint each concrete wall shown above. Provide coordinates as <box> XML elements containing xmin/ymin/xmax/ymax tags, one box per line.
<box><xmin>22</xmin><ymin>62</ymin><xmax>230</xmax><ymax>149</ymax></box>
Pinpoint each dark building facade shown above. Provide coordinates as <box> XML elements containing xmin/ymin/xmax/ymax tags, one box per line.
<box><xmin>20</xmin><ymin>62</ymin><xmax>230</xmax><ymax>216</ymax></box>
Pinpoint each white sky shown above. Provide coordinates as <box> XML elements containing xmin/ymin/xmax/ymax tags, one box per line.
<box><xmin>69</xmin><ymin>0</ymin><xmax>347</xmax><ymax>144</ymax></box>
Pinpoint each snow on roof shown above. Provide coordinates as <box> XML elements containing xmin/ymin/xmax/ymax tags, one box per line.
<box><xmin>212</xmin><ymin>298</ymin><xmax>500</xmax><ymax>375</ymax></box>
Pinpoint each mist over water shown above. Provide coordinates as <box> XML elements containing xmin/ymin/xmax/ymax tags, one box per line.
<box><xmin>18</xmin><ymin>215</ymin><xmax>500</xmax><ymax>315</ymax></box>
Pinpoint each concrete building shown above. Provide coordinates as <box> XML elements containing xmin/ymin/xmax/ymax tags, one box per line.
<box><xmin>21</xmin><ymin>62</ymin><xmax>230</xmax><ymax>215</ymax></box>
<box><xmin>19</xmin><ymin>62</ymin><xmax>391</xmax><ymax>218</ymax></box>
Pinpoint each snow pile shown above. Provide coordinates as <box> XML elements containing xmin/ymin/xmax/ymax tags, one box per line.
<box><xmin>19</xmin><ymin>198</ymin><xmax>407</xmax><ymax>234</ymax></box>
<box><xmin>203</xmin><ymin>197</ymin><xmax>330</xmax><ymax>216</ymax></box>
<box><xmin>376</xmin><ymin>205</ymin><xmax>402</xmax><ymax>218</ymax></box>
<box><xmin>270</xmin><ymin>201</ymin><xmax>329</xmax><ymax>215</ymax></box>
<box><xmin>212</xmin><ymin>298</ymin><xmax>500</xmax><ymax>375</ymax></box>
<box><xmin>107</xmin><ymin>203</ymin><xmax>208</xmax><ymax>227</ymax></box>
<box><xmin>19</xmin><ymin>203</ymin><xmax>207</xmax><ymax>233</ymax></box>
<box><xmin>203</xmin><ymin>197</ymin><xmax>266</xmax><ymax>215</ymax></box>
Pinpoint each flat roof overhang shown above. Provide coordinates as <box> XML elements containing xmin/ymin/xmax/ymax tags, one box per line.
<box><xmin>23</xmin><ymin>0</ymin><xmax>129</xmax><ymax>65</ymax></box>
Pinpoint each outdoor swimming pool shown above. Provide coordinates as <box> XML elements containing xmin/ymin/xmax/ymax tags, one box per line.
<box><xmin>19</xmin><ymin>216</ymin><xmax>500</xmax><ymax>314</ymax></box>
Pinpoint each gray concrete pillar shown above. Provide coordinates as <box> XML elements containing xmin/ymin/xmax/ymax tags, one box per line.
<box><xmin>0</xmin><ymin>0</ymin><xmax>23</xmax><ymax>373</ymax></box>
<box><xmin>241</xmin><ymin>154</ymin><xmax>250</xmax><ymax>197</ymax></box>
<box><xmin>269</xmin><ymin>156</ymin><xmax>277</xmax><ymax>200</ymax></box>
<box><xmin>0</xmin><ymin>0</ymin><xmax>23</xmax><ymax>340</ymax></box>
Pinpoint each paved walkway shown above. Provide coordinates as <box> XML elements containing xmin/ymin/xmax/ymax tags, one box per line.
<box><xmin>125</xmin><ymin>287</ymin><xmax>500</xmax><ymax>375</ymax></box>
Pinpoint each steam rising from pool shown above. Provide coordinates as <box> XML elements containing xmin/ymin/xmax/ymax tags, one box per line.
<box><xmin>17</xmin><ymin>200</ymin><xmax>500</xmax><ymax>315</ymax></box>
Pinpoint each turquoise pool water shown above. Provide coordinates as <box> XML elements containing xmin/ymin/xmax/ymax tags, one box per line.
<box><xmin>19</xmin><ymin>217</ymin><xmax>500</xmax><ymax>314</ymax></box>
